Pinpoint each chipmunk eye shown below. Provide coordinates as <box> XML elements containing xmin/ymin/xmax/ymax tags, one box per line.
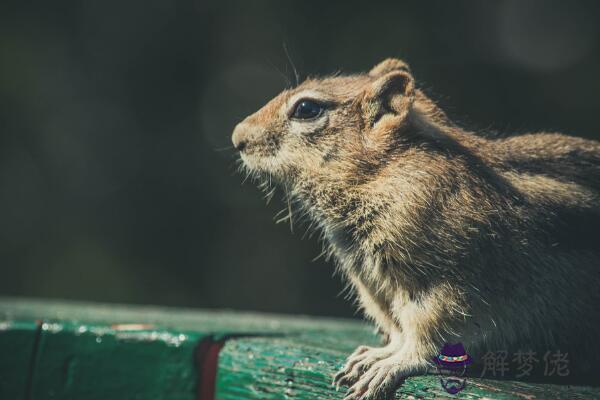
<box><xmin>291</xmin><ymin>99</ymin><xmax>324</xmax><ymax>120</ymax></box>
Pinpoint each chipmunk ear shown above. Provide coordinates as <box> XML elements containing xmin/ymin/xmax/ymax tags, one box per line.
<box><xmin>369</xmin><ymin>58</ymin><xmax>411</xmax><ymax>77</ymax></box>
<box><xmin>363</xmin><ymin>64</ymin><xmax>415</xmax><ymax>126</ymax></box>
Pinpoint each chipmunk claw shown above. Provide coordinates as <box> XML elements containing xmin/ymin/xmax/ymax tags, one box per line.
<box><xmin>334</xmin><ymin>344</ymin><xmax>400</xmax><ymax>389</ymax></box>
<box><xmin>348</xmin><ymin>362</ymin><xmax>402</xmax><ymax>399</ymax></box>
<box><xmin>342</xmin><ymin>355</ymin><xmax>422</xmax><ymax>400</ymax></box>
<box><xmin>342</xmin><ymin>386</ymin><xmax>362</xmax><ymax>400</ymax></box>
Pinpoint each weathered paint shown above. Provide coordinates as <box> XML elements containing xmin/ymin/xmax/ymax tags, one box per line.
<box><xmin>1</xmin><ymin>298</ymin><xmax>599</xmax><ymax>400</ymax></box>
<box><xmin>0</xmin><ymin>320</ymin><xmax>39</xmax><ymax>400</ymax></box>
<box><xmin>0</xmin><ymin>298</ymin><xmax>374</xmax><ymax>400</ymax></box>
<box><xmin>29</xmin><ymin>321</ymin><xmax>203</xmax><ymax>400</ymax></box>
<box><xmin>216</xmin><ymin>336</ymin><xmax>600</xmax><ymax>399</ymax></box>
<box><xmin>0</xmin><ymin>297</ymin><xmax>368</xmax><ymax>337</ymax></box>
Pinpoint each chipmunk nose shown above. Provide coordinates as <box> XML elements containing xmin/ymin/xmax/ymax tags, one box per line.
<box><xmin>232</xmin><ymin>123</ymin><xmax>247</xmax><ymax>152</ymax></box>
<box><xmin>232</xmin><ymin>121</ymin><xmax>258</xmax><ymax>152</ymax></box>
<box><xmin>235</xmin><ymin>139</ymin><xmax>247</xmax><ymax>152</ymax></box>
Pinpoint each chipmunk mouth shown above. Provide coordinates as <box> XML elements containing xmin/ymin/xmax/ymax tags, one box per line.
<box><xmin>238</xmin><ymin>144</ymin><xmax>284</xmax><ymax>176</ymax></box>
<box><xmin>239</xmin><ymin>139</ymin><xmax>279</xmax><ymax>157</ymax></box>
<box><xmin>236</xmin><ymin>131</ymin><xmax>283</xmax><ymax>171</ymax></box>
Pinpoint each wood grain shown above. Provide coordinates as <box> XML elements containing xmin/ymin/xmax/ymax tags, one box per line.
<box><xmin>1</xmin><ymin>298</ymin><xmax>598</xmax><ymax>399</ymax></box>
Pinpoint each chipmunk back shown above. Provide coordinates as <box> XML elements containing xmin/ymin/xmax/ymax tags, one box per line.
<box><xmin>232</xmin><ymin>58</ymin><xmax>600</xmax><ymax>399</ymax></box>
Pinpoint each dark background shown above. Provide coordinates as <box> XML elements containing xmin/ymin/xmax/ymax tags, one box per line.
<box><xmin>1</xmin><ymin>0</ymin><xmax>599</xmax><ymax>318</ymax></box>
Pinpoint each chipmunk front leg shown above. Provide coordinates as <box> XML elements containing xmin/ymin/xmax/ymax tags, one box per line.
<box><xmin>333</xmin><ymin>277</ymin><xmax>405</xmax><ymax>389</ymax></box>
<box><xmin>342</xmin><ymin>338</ymin><xmax>431</xmax><ymax>400</ymax></box>
<box><xmin>340</xmin><ymin>284</ymin><xmax>464</xmax><ymax>400</ymax></box>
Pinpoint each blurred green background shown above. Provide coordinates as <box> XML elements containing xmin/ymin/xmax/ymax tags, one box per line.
<box><xmin>1</xmin><ymin>0</ymin><xmax>599</xmax><ymax>318</ymax></box>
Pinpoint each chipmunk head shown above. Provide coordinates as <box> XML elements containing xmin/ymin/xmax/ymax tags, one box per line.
<box><xmin>232</xmin><ymin>58</ymin><xmax>415</xmax><ymax>183</ymax></box>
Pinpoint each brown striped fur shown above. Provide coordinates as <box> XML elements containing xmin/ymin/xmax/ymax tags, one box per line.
<box><xmin>232</xmin><ymin>59</ymin><xmax>600</xmax><ymax>399</ymax></box>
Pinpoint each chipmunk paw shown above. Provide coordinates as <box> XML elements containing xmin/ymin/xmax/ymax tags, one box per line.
<box><xmin>341</xmin><ymin>356</ymin><xmax>426</xmax><ymax>400</ymax></box>
<box><xmin>332</xmin><ymin>344</ymin><xmax>398</xmax><ymax>389</ymax></box>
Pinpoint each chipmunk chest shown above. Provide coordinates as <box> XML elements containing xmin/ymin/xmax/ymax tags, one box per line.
<box><xmin>337</xmin><ymin>244</ymin><xmax>396</xmax><ymax>301</ymax></box>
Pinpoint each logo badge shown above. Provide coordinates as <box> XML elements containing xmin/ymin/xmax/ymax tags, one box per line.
<box><xmin>432</xmin><ymin>342</ymin><xmax>472</xmax><ymax>394</ymax></box>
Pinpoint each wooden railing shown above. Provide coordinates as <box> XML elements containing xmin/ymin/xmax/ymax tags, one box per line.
<box><xmin>1</xmin><ymin>298</ymin><xmax>598</xmax><ymax>399</ymax></box>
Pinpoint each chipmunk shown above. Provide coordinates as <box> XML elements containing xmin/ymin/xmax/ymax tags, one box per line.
<box><xmin>231</xmin><ymin>58</ymin><xmax>600</xmax><ymax>399</ymax></box>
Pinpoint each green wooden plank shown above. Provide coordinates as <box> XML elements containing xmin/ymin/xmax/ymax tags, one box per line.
<box><xmin>29</xmin><ymin>321</ymin><xmax>204</xmax><ymax>400</ymax></box>
<box><xmin>0</xmin><ymin>297</ymin><xmax>370</xmax><ymax>336</ymax></box>
<box><xmin>0</xmin><ymin>297</ymin><xmax>374</xmax><ymax>400</ymax></box>
<box><xmin>0</xmin><ymin>320</ymin><xmax>39</xmax><ymax>399</ymax></box>
<box><xmin>215</xmin><ymin>336</ymin><xmax>600</xmax><ymax>400</ymax></box>
<box><xmin>2</xmin><ymin>298</ymin><xmax>600</xmax><ymax>400</ymax></box>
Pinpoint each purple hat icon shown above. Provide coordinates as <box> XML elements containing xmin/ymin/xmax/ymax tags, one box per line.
<box><xmin>432</xmin><ymin>342</ymin><xmax>472</xmax><ymax>368</ymax></box>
